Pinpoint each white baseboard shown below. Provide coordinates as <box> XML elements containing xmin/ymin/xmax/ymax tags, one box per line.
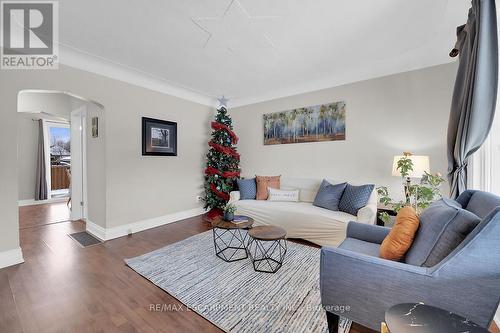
<box><xmin>0</xmin><ymin>247</ymin><xmax>24</xmax><ymax>269</ymax></box>
<box><xmin>86</xmin><ymin>207</ymin><xmax>206</xmax><ymax>241</ymax></box>
<box><xmin>495</xmin><ymin>307</ymin><xmax>500</xmax><ymax>328</ymax></box>
<box><xmin>18</xmin><ymin>197</ymin><xmax>68</xmax><ymax>207</ymax></box>
<box><xmin>85</xmin><ymin>219</ymin><xmax>107</xmax><ymax>241</ymax></box>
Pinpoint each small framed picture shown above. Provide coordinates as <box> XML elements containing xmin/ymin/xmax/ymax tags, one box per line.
<box><xmin>91</xmin><ymin>117</ymin><xmax>99</xmax><ymax>138</ymax></box>
<box><xmin>142</xmin><ymin>117</ymin><xmax>177</xmax><ymax>156</ymax></box>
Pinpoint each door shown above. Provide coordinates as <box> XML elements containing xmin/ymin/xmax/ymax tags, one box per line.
<box><xmin>70</xmin><ymin>107</ymin><xmax>87</xmax><ymax>221</ymax></box>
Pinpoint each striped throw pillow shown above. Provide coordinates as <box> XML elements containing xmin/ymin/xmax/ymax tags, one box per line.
<box><xmin>267</xmin><ymin>188</ymin><xmax>299</xmax><ymax>202</ymax></box>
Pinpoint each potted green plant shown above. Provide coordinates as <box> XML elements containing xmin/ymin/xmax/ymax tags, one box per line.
<box><xmin>377</xmin><ymin>155</ymin><xmax>445</xmax><ymax>224</ymax></box>
<box><xmin>223</xmin><ymin>203</ymin><xmax>236</xmax><ymax>221</ymax></box>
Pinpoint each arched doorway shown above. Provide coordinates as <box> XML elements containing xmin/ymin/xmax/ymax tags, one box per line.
<box><xmin>17</xmin><ymin>89</ymin><xmax>104</xmax><ymax>225</ymax></box>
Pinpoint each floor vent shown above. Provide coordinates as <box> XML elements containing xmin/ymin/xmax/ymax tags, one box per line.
<box><xmin>69</xmin><ymin>231</ymin><xmax>102</xmax><ymax>247</ymax></box>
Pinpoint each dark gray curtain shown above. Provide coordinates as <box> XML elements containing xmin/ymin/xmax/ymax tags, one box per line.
<box><xmin>447</xmin><ymin>0</ymin><xmax>498</xmax><ymax>199</ymax></box>
<box><xmin>35</xmin><ymin>119</ymin><xmax>48</xmax><ymax>200</ymax></box>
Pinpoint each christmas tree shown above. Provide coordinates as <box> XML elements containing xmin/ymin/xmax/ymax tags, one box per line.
<box><xmin>203</xmin><ymin>101</ymin><xmax>240</xmax><ymax>219</ymax></box>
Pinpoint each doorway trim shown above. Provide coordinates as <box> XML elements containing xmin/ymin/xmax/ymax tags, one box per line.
<box><xmin>70</xmin><ymin>107</ymin><xmax>88</xmax><ymax>221</ymax></box>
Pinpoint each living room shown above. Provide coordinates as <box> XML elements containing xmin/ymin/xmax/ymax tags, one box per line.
<box><xmin>0</xmin><ymin>1</ymin><xmax>499</xmax><ymax>333</ymax></box>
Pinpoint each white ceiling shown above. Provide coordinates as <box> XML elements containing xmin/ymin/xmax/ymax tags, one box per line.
<box><xmin>59</xmin><ymin>0</ymin><xmax>469</xmax><ymax>107</ymax></box>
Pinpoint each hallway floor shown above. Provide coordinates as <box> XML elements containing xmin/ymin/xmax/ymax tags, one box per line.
<box><xmin>19</xmin><ymin>201</ymin><xmax>71</xmax><ymax>229</ymax></box>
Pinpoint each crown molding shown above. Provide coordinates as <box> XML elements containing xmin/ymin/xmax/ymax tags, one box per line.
<box><xmin>57</xmin><ymin>44</ymin><xmax>455</xmax><ymax>110</ymax></box>
<box><xmin>59</xmin><ymin>44</ymin><xmax>217</xmax><ymax>107</ymax></box>
<box><xmin>229</xmin><ymin>59</ymin><xmax>456</xmax><ymax>108</ymax></box>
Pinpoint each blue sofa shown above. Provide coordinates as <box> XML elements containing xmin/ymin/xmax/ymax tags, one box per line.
<box><xmin>320</xmin><ymin>190</ymin><xmax>500</xmax><ymax>332</ymax></box>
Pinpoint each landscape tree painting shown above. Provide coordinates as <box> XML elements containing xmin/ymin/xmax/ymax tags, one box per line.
<box><xmin>151</xmin><ymin>128</ymin><xmax>170</xmax><ymax>148</ymax></box>
<box><xmin>263</xmin><ymin>101</ymin><xmax>346</xmax><ymax>145</ymax></box>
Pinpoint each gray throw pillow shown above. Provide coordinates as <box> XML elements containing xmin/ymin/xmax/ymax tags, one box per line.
<box><xmin>237</xmin><ymin>178</ymin><xmax>256</xmax><ymax>200</ymax></box>
<box><xmin>463</xmin><ymin>191</ymin><xmax>500</xmax><ymax>219</ymax></box>
<box><xmin>405</xmin><ymin>198</ymin><xmax>481</xmax><ymax>267</ymax></box>
<box><xmin>313</xmin><ymin>180</ymin><xmax>347</xmax><ymax>211</ymax></box>
<box><xmin>338</xmin><ymin>183</ymin><xmax>374</xmax><ymax>216</ymax></box>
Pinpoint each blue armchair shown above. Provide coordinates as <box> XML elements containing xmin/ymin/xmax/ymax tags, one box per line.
<box><xmin>320</xmin><ymin>190</ymin><xmax>500</xmax><ymax>332</ymax></box>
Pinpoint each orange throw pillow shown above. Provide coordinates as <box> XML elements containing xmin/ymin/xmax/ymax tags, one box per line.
<box><xmin>380</xmin><ymin>206</ymin><xmax>420</xmax><ymax>261</ymax></box>
<box><xmin>255</xmin><ymin>175</ymin><xmax>280</xmax><ymax>200</ymax></box>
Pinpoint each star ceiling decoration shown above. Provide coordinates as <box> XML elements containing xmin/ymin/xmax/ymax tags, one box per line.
<box><xmin>217</xmin><ymin>95</ymin><xmax>229</xmax><ymax>107</ymax></box>
<box><xmin>192</xmin><ymin>0</ymin><xmax>279</xmax><ymax>50</ymax></box>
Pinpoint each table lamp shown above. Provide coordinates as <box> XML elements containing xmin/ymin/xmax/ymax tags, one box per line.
<box><xmin>392</xmin><ymin>152</ymin><xmax>430</xmax><ymax>204</ymax></box>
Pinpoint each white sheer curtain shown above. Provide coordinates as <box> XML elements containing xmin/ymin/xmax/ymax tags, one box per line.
<box><xmin>469</xmin><ymin>105</ymin><xmax>500</xmax><ymax>195</ymax></box>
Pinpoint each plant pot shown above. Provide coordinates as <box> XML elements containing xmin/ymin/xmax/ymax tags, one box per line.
<box><xmin>224</xmin><ymin>212</ymin><xmax>234</xmax><ymax>221</ymax></box>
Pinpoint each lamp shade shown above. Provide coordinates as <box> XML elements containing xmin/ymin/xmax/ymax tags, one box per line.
<box><xmin>392</xmin><ymin>155</ymin><xmax>430</xmax><ymax>178</ymax></box>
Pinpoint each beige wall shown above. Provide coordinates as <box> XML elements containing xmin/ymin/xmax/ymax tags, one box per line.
<box><xmin>86</xmin><ymin>102</ymin><xmax>107</xmax><ymax>228</ymax></box>
<box><xmin>18</xmin><ymin>91</ymin><xmax>73</xmax><ymax>119</ymax></box>
<box><xmin>102</xmin><ymin>81</ymin><xmax>211</xmax><ymax>228</ymax></box>
<box><xmin>0</xmin><ymin>64</ymin><xmax>211</xmax><ymax>253</ymax></box>
<box><xmin>0</xmin><ymin>81</ymin><xmax>20</xmax><ymax>252</ymax></box>
<box><xmin>231</xmin><ymin>63</ymin><xmax>457</xmax><ymax>200</ymax></box>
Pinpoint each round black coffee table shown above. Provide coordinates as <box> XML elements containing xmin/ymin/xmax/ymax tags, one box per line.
<box><xmin>385</xmin><ymin>303</ymin><xmax>490</xmax><ymax>333</ymax></box>
<box><xmin>247</xmin><ymin>225</ymin><xmax>287</xmax><ymax>273</ymax></box>
<box><xmin>211</xmin><ymin>216</ymin><xmax>254</xmax><ymax>262</ymax></box>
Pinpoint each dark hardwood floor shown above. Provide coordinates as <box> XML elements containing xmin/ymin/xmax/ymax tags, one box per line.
<box><xmin>19</xmin><ymin>201</ymin><xmax>70</xmax><ymax>229</ymax></box>
<box><xmin>1</xmin><ymin>203</ymin><xmax>498</xmax><ymax>333</ymax></box>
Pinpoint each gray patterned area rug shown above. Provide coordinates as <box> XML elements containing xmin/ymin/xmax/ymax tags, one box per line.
<box><xmin>125</xmin><ymin>231</ymin><xmax>351</xmax><ymax>333</ymax></box>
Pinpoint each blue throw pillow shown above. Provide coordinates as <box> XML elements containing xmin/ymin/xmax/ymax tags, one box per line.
<box><xmin>405</xmin><ymin>198</ymin><xmax>480</xmax><ymax>267</ymax></box>
<box><xmin>313</xmin><ymin>180</ymin><xmax>347</xmax><ymax>211</ymax></box>
<box><xmin>338</xmin><ymin>183</ymin><xmax>374</xmax><ymax>216</ymax></box>
<box><xmin>237</xmin><ymin>178</ymin><xmax>256</xmax><ymax>200</ymax></box>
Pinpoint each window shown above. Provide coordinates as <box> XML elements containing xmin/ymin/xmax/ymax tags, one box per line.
<box><xmin>43</xmin><ymin>121</ymin><xmax>71</xmax><ymax>198</ymax></box>
<box><xmin>50</xmin><ymin>126</ymin><xmax>71</xmax><ymax>166</ymax></box>
<box><xmin>470</xmin><ymin>112</ymin><xmax>500</xmax><ymax>195</ymax></box>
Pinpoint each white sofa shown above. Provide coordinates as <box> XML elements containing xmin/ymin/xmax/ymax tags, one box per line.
<box><xmin>229</xmin><ymin>178</ymin><xmax>377</xmax><ymax>247</ymax></box>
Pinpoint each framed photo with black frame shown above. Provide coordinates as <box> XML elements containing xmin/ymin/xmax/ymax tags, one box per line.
<box><xmin>142</xmin><ymin>117</ymin><xmax>177</xmax><ymax>156</ymax></box>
